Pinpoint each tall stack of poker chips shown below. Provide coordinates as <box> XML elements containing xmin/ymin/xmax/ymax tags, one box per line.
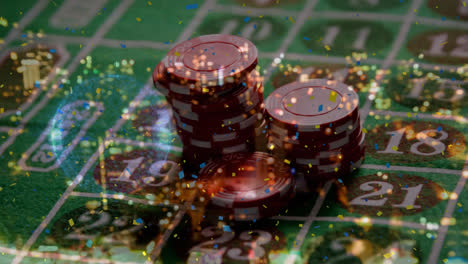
<box><xmin>152</xmin><ymin>34</ymin><xmax>265</xmax><ymax>171</ymax></box>
<box><xmin>265</xmin><ymin>79</ymin><xmax>365</xmax><ymax>184</ymax></box>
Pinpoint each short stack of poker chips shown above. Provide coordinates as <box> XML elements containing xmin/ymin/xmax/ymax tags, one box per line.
<box><xmin>152</xmin><ymin>34</ymin><xmax>265</xmax><ymax>170</ymax></box>
<box><xmin>196</xmin><ymin>152</ymin><xmax>295</xmax><ymax>221</ymax></box>
<box><xmin>265</xmin><ymin>79</ymin><xmax>365</xmax><ymax>183</ymax></box>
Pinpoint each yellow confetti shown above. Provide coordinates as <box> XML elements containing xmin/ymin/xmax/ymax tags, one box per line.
<box><xmin>96</xmin><ymin>88</ymin><xmax>101</xmax><ymax>94</ymax></box>
<box><xmin>174</xmin><ymin>51</ymin><xmax>180</xmax><ymax>56</ymax></box>
<box><xmin>309</xmin><ymin>96</ymin><xmax>314</xmax><ymax>100</ymax></box>
<box><xmin>384</xmin><ymin>253</ymin><xmax>392</xmax><ymax>259</ymax></box>
<box><xmin>406</xmin><ymin>205</ymin><xmax>414</xmax><ymax>210</ymax></box>
<box><xmin>377</xmin><ymin>211</ymin><xmax>383</xmax><ymax>216</ymax></box>
<box><xmin>0</xmin><ymin>17</ymin><xmax>8</xmax><ymax>27</ymax></box>
<box><xmin>275</xmin><ymin>235</ymin><xmax>279</xmax><ymax>241</ymax></box>
<box><xmin>68</xmin><ymin>219</ymin><xmax>74</xmax><ymax>226</ymax></box>
<box><xmin>147</xmin><ymin>1</ymin><xmax>152</xmax><ymax>5</ymax></box>
<box><xmin>464</xmin><ymin>1</ymin><xmax>466</xmax><ymax>7</ymax></box>
<box><xmin>407</xmin><ymin>112</ymin><xmax>412</xmax><ymax>117</ymax></box>
<box><xmin>136</xmin><ymin>17</ymin><xmax>141</xmax><ymax>22</ymax></box>
<box><xmin>329</xmin><ymin>224</ymin><xmax>333</xmax><ymax>228</ymax></box>
<box><xmin>440</xmin><ymin>41</ymin><xmax>448</xmax><ymax>46</ymax></box>
<box><xmin>362</xmin><ymin>128</ymin><xmax>368</xmax><ymax>133</ymax></box>
<box><xmin>288</xmin><ymin>16</ymin><xmax>295</xmax><ymax>23</ymax></box>
<box><xmin>284</xmin><ymin>159</ymin><xmax>291</xmax><ymax>164</ymax></box>
<box><xmin>324</xmin><ymin>45</ymin><xmax>331</xmax><ymax>51</ymax></box>
<box><xmin>338</xmin><ymin>215</ymin><xmax>343</xmax><ymax>220</ymax></box>
<box><xmin>413</xmin><ymin>9</ymin><xmax>418</xmax><ymax>12</ymax></box>
<box><xmin>263</xmin><ymin>204</ymin><xmax>267</xmax><ymax>208</ymax></box>
<box><xmin>392</xmin><ymin>146</ymin><xmax>398</xmax><ymax>151</ymax></box>
<box><xmin>329</xmin><ymin>91</ymin><xmax>337</xmax><ymax>102</ymax></box>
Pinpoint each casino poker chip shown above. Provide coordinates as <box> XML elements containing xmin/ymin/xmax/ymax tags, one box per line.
<box><xmin>152</xmin><ymin>35</ymin><xmax>264</xmax><ymax>174</ymax></box>
<box><xmin>266</xmin><ymin>79</ymin><xmax>364</xmax><ymax>183</ymax></box>
<box><xmin>197</xmin><ymin>152</ymin><xmax>295</xmax><ymax>221</ymax></box>
<box><xmin>161</xmin><ymin>34</ymin><xmax>258</xmax><ymax>96</ymax></box>
<box><xmin>265</xmin><ymin>79</ymin><xmax>359</xmax><ymax>130</ymax></box>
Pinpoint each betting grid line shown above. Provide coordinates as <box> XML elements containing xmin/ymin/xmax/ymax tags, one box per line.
<box><xmin>284</xmin><ymin>181</ymin><xmax>333</xmax><ymax>264</ymax></box>
<box><xmin>9</xmin><ymin>78</ymin><xmax>149</xmax><ymax>264</ymax></box>
<box><xmin>272</xmin><ymin>215</ymin><xmax>435</xmax><ymax>230</ymax></box>
<box><xmin>0</xmin><ymin>246</ymin><xmax>140</xmax><ymax>264</ymax></box>
<box><xmin>261</xmin><ymin>0</ymin><xmax>320</xmax><ymax>82</ymax></box>
<box><xmin>360</xmin><ymin>164</ymin><xmax>462</xmax><ymax>176</ymax></box>
<box><xmin>0</xmin><ymin>0</ymin><xmax>49</xmax><ymax>50</ymax></box>
<box><xmin>427</xmin><ymin>162</ymin><xmax>468</xmax><ymax>263</ymax></box>
<box><xmin>359</xmin><ymin>0</ymin><xmax>424</xmax><ymax>126</ymax></box>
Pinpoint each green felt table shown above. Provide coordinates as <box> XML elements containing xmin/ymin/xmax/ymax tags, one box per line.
<box><xmin>0</xmin><ymin>0</ymin><xmax>467</xmax><ymax>263</ymax></box>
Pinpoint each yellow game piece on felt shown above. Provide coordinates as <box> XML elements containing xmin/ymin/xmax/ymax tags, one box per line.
<box><xmin>329</xmin><ymin>91</ymin><xmax>337</xmax><ymax>102</ymax></box>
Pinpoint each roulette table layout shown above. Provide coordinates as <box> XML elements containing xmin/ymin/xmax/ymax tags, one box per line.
<box><xmin>0</xmin><ymin>0</ymin><xmax>467</xmax><ymax>263</ymax></box>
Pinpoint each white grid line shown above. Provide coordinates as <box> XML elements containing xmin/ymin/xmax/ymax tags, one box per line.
<box><xmin>285</xmin><ymin>181</ymin><xmax>333</xmax><ymax>264</ymax></box>
<box><xmin>359</xmin><ymin>0</ymin><xmax>424</xmax><ymax>127</ymax></box>
<box><xmin>427</xmin><ymin>163</ymin><xmax>468</xmax><ymax>263</ymax></box>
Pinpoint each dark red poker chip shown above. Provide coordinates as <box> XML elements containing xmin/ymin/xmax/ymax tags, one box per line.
<box><xmin>176</xmin><ymin>124</ymin><xmax>257</xmax><ymax>147</ymax></box>
<box><xmin>269</xmin><ymin>114</ymin><xmax>361</xmax><ymax>142</ymax></box>
<box><xmin>269</xmin><ymin>123</ymin><xmax>362</xmax><ymax>153</ymax></box>
<box><xmin>295</xmin><ymin>138</ymin><xmax>366</xmax><ymax>182</ymax></box>
<box><xmin>265</xmin><ymin>79</ymin><xmax>359</xmax><ymax>130</ymax></box>
<box><xmin>174</xmin><ymin>110</ymin><xmax>264</xmax><ymax>135</ymax></box>
<box><xmin>172</xmin><ymin>101</ymin><xmax>265</xmax><ymax>130</ymax></box>
<box><xmin>162</xmin><ymin>34</ymin><xmax>258</xmax><ymax>95</ymax></box>
<box><xmin>197</xmin><ymin>152</ymin><xmax>294</xmax><ymax>221</ymax></box>
<box><xmin>169</xmin><ymin>71</ymin><xmax>263</xmax><ymax>114</ymax></box>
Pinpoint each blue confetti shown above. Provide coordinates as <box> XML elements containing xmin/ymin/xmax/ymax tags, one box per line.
<box><xmin>344</xmin><ymin>232</ymin><xmax>349</xmax><ymax>237</ymax></box>
<box><xmin>253</xmin><ymin>24</ymin><xmax>257</xmax><ymax>29</ymax></box>
<box><xmin>219</xmin><ymin>216</ymin><xmax>223</xmax><ymax>220</ymax></box>
<box><xmin>34</xmin><ymin>81</ymin><xmax>40</xmax><ymax>88</ymax></box>
<box><xmin>303</xmin><ymin>36</ymin><xmax>310</xmax><ymax>41</ymax></box>
<box><xmin>374</xmin><ymin>143</ymin><xmax>378</xmax><ymax>150</ymax></box>
<box><xmin>223</xmin><ymin>225</ymin><xmax>231</xmax><ymax>232</ymax></box>
<box><xmin>186</xmin><ymin>4</ymin><xmax>198</xmax><ymax>9</ymax></box>
<box><xmin>136</xmin><ymin>218</ymin><xmax>143</xmax><ymax>224</ymax></box>
<box><xmin>318</xmin><ymin>104</ymin><xmax>323</xmax><ymax>112</ymax></box>
<box><xmin>120</xmin><ymin>44</ymin><xmax>126</xmax><ymax>48</ymax></box>
<box><xmin>191</xmin><ymin>205</ymin><xmax>195</xmax><ymax>210</ymax></box>
<box><xmin>191</xmin><ymin>174</ymin><xmax>198</xmax><ymax>179</ymax></box>
<box><xmin>214</xmin><ymin>244</ymin><xmax>218</xmax><ymax>249</ymax></box>
<box><xmin>356</xmin><ymin>61</ymin><xmax>360</xmax><ymax>65</ymax></box>
<box><xmin>45</xmin><ymin>229</ymin><xmax>50</xmax><ymax>234</ymax></box>
<box><xmin>178</xmin><ymin>171</ymin><xmax>184</xmax><ymax>179</ymax></box>
<box><xmin>86</xmin><ymin>240</ymin><xmax>93</xmax><ymax>248</ymax></box>
<box><xmin>49</xmin><ymin>49</ymin><xmax>56</xmax><ymax>53</ymax></box>
<box><xmin>442</xmin><ymin>16</ymin><xmax>446</xmax><ymax>21</ymax></box>
<box><xmin>386</xmin><ymin>162</ymin><xmax>390</xmax><ymax>168</ymax></box>
<box><xmin>244</xmin><ymin>16</ymin><xmax>250</xmax><ymax>22</ymax></box>
<box><xmin>200</xmin><ymin>162</ymin><xmax>206</xmax><ymax>168</ymax></box>
<box><xmin>437</xmin><ymin>126</ymin><xmax>442</xmax><ymax>132</ymax></box>
<box><xmin>265</xmin><ymin>188</ymin><xmax>270</xmax><ymax>194</ymax></box>
<box><xmin>83</xmin><ymin>102</ymin><xmax>90</xmax><ymax>109</ymax></box>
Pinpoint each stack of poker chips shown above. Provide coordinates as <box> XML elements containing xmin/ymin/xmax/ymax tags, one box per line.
<box><xmin>265</xmin><ymin>79</ymin><xmax>365</xmax><ymax>184</ymax></box>
<box><xmin>152</xmin><ymin>34</ymin><xmax>265</xmax><ymax>171</ymax></box>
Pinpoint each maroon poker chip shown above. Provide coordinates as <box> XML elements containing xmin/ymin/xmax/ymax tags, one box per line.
<box><xmin>162</xmin><ymin>34</ymin><xmax>258</xmax><ymax>95</ymax></box>
<box><xmin>265</xmin><ymin>79</ymin><xmax>359</xmax><ymax>131</ymax></box>
<box><xmin>197</xmin><ymin>152</ymin><xmax>294</xmax><ymax>221</ymax></box>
